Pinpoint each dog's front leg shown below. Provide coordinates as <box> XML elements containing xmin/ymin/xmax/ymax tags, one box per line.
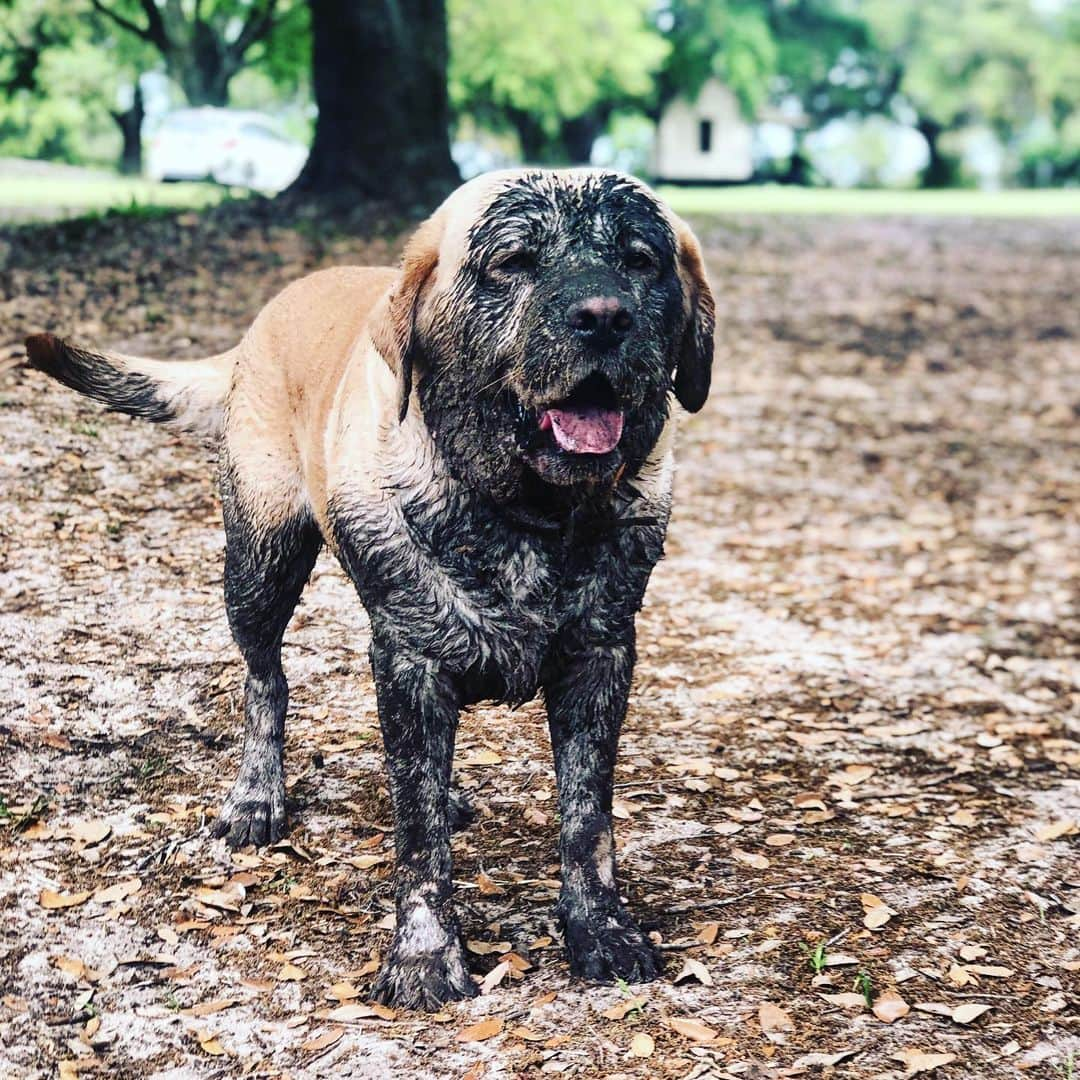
<box><xmin>368</xmin><ymin>641</ymin><xmax>477</xmax><ymax>1011</ymax></box>
<box><xmin>544</xmin><ymin>633</ymin><xmax>661</xmax><ymax>985</ymax></box>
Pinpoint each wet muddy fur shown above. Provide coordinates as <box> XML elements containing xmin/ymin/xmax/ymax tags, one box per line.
<box><xmin>25</xmin><ymin>169</ymin><xmax>714</xmax><ymax>1011</ymax></box>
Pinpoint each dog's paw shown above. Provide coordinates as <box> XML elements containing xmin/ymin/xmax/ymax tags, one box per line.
<box><xmin>372</xmin><ymin>942</ymin><xmax>478</xmax><ymax>1012</ymax></box>
<box><xmin>211</xmin><ymin>779</ymin><xmax>286</xmax><ymax>849</ymax></box>
<box><xmin>561</xmin><ymin>908</ymin><xmax>662</xmax><ymax>985</ymax></box>
<box><xmin>448</xmin><ymin>785</ymin><xmax>475</xmax><ymax>833</ymax></box>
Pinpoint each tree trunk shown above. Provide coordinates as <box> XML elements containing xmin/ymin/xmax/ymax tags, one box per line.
<box><xmin>287</xmin><ymin>0</ymin><xmax>459</xmax><ymax>208</ymax></box>
<box><xmin>507</xmin><ymin>108</ymin><xmax>553</xmax><ymax>163</ymax></box>
<box><xmin>559</xmin><ymin>109</ymin><xmax>609</xmax><ymax>166</ymax></box>
<box><xmin>917</xmin><ymin>118</ymin><xmax>952</xmax><ymax>189</ymax></box>
<box><xmin>111</xmin><ymin>81</ymin><xmax>145</xmax><ymax>176</ymax></box>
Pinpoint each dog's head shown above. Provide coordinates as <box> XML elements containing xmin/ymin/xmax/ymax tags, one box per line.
<box><xmin>373</xmin><ymin>169</ymin><xmax>714</xmax><ymax>505</ymax></box>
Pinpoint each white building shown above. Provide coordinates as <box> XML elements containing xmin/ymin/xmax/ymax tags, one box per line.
<box><xmin>652</xmin><ymin>78</ymin><xmax>753</xmax><ymax>183</ymax></box>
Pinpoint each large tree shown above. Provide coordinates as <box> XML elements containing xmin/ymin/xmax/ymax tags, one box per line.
<box><xmin>449</xmin><ymin>0</ymin><xmax>668</xmax><ymax>164</ymax></box>
<box><xmin>287</xmin><ymin>0</ymin><xmax>459</xmax><ymax>207</ymax></box>
<box><xmin>87</xmin><ymin>0</ymin><xmax>296</xmax><ymax>106</ymax></box>
<box><xmin>862</xmin><ymin>0</ymin><xmax>1080</xmax><ymax>186</ymax></box>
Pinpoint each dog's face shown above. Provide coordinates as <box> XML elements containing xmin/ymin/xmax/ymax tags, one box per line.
<box><xmin>375</xmin><ymin>170</ymin><xmax>715</xmax><ymax>506</ymax></box>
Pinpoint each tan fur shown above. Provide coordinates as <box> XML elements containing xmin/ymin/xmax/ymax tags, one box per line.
<box><xmin>27</xmin><ymin>168</ymin><xmax>704</xmax><ymax>541</ymax></box>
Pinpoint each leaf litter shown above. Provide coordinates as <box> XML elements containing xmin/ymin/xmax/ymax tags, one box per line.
<box><xmin>1</xmin><ymin>208</ymin><xmax>1077</xmax><ymax>1077</ymax></box>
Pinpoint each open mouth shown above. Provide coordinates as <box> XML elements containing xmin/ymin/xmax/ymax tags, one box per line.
<box><xmin>520</xmin><ymin>372</ymin><xmax>624</xmax><ymax>457</ymax></box>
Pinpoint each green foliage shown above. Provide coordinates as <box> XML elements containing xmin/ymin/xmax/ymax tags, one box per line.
<box><xmin>448</xmin><ymin>0</ymin><xmax>668</xmax><ymax>140</ymax></box>
<box><xmin>862</xmin><ymin>0</ymin><xmax>1080</xmax><ymax>141</ymax></box>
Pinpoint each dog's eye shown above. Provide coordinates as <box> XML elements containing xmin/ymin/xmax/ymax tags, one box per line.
<box><xmin>624</xmin><ymin>247</ymin><xmax>656</xmax><ymax>272</ymax></box>
<box><xmin>492</xmin><ymin>251</ymin><xmax>536</xmax><ymax>275</ymax></box>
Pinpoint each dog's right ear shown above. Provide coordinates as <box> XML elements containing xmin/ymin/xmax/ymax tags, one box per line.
<box><xmin>372</xmin><ymin>210</ymin><xmax>445</xmax><ymax>422</ymax></box>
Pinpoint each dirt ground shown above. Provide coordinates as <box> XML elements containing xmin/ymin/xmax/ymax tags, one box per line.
<box><xmin>0</xmin><ymin>203</ymin><xmax>1077</xmax><ymax>1079</ymax></box>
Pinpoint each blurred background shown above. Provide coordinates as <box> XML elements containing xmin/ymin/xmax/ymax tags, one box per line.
<box><xmin>0</xmin><ymin>0</ymin><xmax>1077</xmax><ymax>221</ymax></box>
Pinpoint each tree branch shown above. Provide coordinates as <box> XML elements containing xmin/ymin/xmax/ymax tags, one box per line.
<box><xmin>88</xmin><ymin>0</ymin><xmax>170</xmax><ymax>53</ymax></box>
<box><xmin>231</xmin><ymin>0</ymin><xmax>279</xmax><ymax>58</ymax></box>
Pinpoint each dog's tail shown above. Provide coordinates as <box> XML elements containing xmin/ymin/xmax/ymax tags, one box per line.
<box><xmin>25</xmin><ymin>333</ymin><xmax>236</xmax><ymax>440</ymax></box>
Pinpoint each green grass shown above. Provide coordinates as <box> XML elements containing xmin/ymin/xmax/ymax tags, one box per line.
<box><xmin>0</xmin><ymin>174</ymin><xmax>225</xmax><ymax>219</ymax></box>
<box><xmin>659</xmin><ymin>184</ymin><xmax>1080</xmax><ymax>218</ymax></box>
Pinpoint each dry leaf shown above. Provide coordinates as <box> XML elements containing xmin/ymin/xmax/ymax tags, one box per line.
<box><xmin>873</xmin><ymin>991</ymin><xmax>910</xmax><ymax>1024</ymax></box>
<box><xmin>758</xmin><ymin>1002</ymin><xmax>794</xmax><ymax>1032</ymax></box>
<box><xmin>328</xmin><ymin>981</ymin><xmax>360</xmax><ymax>1001</ymax></box>
<box><xmin>864</xmin><ymin>906</ymin><xmax>894</xmax><ymax>930</ymax></box>
<box><xmin>951</xmin><ymin>1003</ymin><xmax>991</xmax><ymax>1024</ymax></box>
<box><xmin>300</xmin><ymin>1027</ymin><xmax>344</xmax><ymax>1053</ymax></box>
<box><xmin>457</xmin><ymin>1017</ymin><xmax>503</xmax><ymax>1043</ymax></box>
<box><xmin>67</xmin><ymin>820</ymin><xmax>111</xmax><ymax>846</ymax></box>
<box><xmin>196</xmin><ymin>1030</ymin><xmax>227</xmax><ymax>1056</ymax></box>
<box><xmin>821</xmin><ymin>992</ymin><xmax>867</xmax><ymax>1009</ymax></box>
<box><xmin>629</xmin><ymin>1032</ymin><xmax>654</xmax><ymax>1057</ymax></box>
<box><xmin>764</xmin><ymin>833</ymin><xmax>796</xmax><ymax>847</ymax></box>
<box><xmin>480</xmin><ymin>960</ymin><xmax>511</xmax><ymax>995</ymax></box>
<box><xmin>476</xmin><ymin>871</ymin><xmax>504</xmax><ymax>896</ymax></box>
<box><xmin>697</xmin><ymin>922</ymin><xmax>719</xmax><ymax>945</ymax></box>
<box><xmin>668</xmin><ymin>1017</ymin><xmax>718</xmax><ymax>1042</ymax></box>
<box><xmin>53</xmin><ymin>956</ymin><xmax>87</xmax><ymax>980</ymax></box>
<box><xmin>189</xmin><ymin>999</ymin><xmax>237</xmax><ymax>1017</ymax></box>
<box><xmin>276</xmin><ymin>962</ymin><xmax>308</xmax><ymax>982</ymax></box>
<box><xmin>793</xmin><ymin>1049</ymin><xmax>860</xmax><ymax>1068</ymax></box>
<box><xmin>602</xmin><ymin>995</ymin><xmax>646</xmax><ymax>1020</ymax></box>
<box><xmin>891</xmin><ymin>1049</ymin><xmax>957</xmax><ymax>1074</ymax></box>
<box><xmin>93</xmin><ymin>878</ymin><xmax>140</xmax><ymax>904</ymax></box>
<box><xmin>466</xmin><ymin>940</ymin><xmax>511</xmax><ymax>956</ymax></box>
<box><xmin>460</xmin><ymin>749</ymin><xmax>502</xmax><ymax>767</ymax></box>
<box><xmin>674</xmin><ymin>958</ymin><xmax>713</xmax><ymax>986</ymax></box>
<box><xmin>39</xmin><ymin>890</ymin><xmax>91</xmax><ymax>910</ymax></box>
<box><xmin>732</xmin><ymin>849</ymin><xmax>770</xmax><ymax>869</ymax></box>
<box><xmin>965</xmin><ymin>965</ymin><xmax>1014</xmax><ymax>978</ymax></box>
<box><xmin>1036</xmin><ymin>819</ymin><xmax>1077</xmax><ymax>842</ymax></box>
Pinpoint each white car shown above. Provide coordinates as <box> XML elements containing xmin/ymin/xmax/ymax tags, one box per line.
<box><xmin>146</xmin><ymin>108</ymin><xmax>308</xmax><ymax>192</ymax></box>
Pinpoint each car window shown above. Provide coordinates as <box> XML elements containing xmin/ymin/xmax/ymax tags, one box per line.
<box><xmin>239</xmin><ymin>123</ymin><xmax>290</xmax><ymax>144</ymax></box>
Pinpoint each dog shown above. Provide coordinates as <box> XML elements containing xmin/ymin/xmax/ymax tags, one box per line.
<box><xmin>25</xmin><ymin>168</ymin><xmax>714</xmax><ymax>1010</ymax></box>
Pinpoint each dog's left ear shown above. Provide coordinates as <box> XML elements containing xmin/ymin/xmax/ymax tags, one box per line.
<box><xmin>671</xmin><ymin>217</ymin><xmax>716</xmax><ymax>414</ymax></box>
<box><xmin>373</xmin><ymin>210</ymin><xmax>445</xmax><ymax>422</ymax></box>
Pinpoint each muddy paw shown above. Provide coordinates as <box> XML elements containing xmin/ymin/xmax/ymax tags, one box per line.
<box><xmin>372</xmin><ymin>942</ymin><xmax>477</xmax><ymax>1012</ymax></box>
<box><xmin>561</xmin><ymin>908</ymin><xmax>662</xmax><ymax>985</ymax></box>
<box><xmin>211</xmin><ymin>779</ymin><xmax>286</xmax><ymax>849</ymax></box>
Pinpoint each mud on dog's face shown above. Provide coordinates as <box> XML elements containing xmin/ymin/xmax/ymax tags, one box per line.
<box><xmin>379</xmin><ymin>170</ymin><xmax>715</xmax><ymax>503</ymax></box>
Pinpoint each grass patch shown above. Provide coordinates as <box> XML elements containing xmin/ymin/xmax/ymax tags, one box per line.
<box><xmin>659</xmin><ymin>184</ymin><xmax>1080</xmax><ymax>218</ymax></box>
<box><xmin>0</xmin><ymin>173</ymin><xmax>225</xmax><ymax>220</ymax></box>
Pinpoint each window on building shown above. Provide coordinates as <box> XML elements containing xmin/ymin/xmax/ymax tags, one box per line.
<box><xmin>699</xmin><ymin>119</ymin><xmax>713</xmax><ymax>154</ymax></box>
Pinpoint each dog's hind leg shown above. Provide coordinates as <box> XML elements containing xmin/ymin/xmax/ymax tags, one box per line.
<box><xmin>211</xmin><ymin>461</ymin><xmax>322</xmax><ymax>849</ymax></box>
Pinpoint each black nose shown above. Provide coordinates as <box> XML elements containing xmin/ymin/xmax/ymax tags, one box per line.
<box><xmin>567</xmin><ymin>295</ymin><xmax>634</xmax><ymax>349</ymax></box>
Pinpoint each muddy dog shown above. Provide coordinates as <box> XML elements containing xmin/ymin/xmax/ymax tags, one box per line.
<box><xmin>25</xmin><ymin>168</ymin><xmax>714</xmax><ymax>1010</ymax></box>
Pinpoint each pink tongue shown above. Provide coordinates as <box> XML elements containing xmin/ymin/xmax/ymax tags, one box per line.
<box><xmin>540</xmin><ymin>407</ymin><xmax>624</xmax><ymax>454</ymax></box>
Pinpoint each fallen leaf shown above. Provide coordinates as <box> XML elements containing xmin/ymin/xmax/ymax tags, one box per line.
<box><xmin>821</xmin><ymin>992</ymin><xmax>867</xmax><ymax>1009</ymax></box>
<box><xmin>602</xmin><ymin>995</ymin><xmax>646</xmax><ymax>1020</ymax></box>
<box><xmin>300</xmin><ymin>1027</ymin><xmax>344</xmax><ymax>1053</ymax></box>
<box><xmin>67</xmin><ymin>820</ymin><xmax>111</xmax><ymax>846</ymax></box>
<box><xmin>873</xmin><ymin>990</ymin><xmax>910</xmax><ymax>1024</ymax></box>
<box><xmin>668</xmin><ymin>1017</ymin><xmax>718</xmax><ymax>1042</ymax></box>
<box><xmin>328</xmin><ymin>981</ymin><xmax>360</xmax><ymax>1001</ymax></box>
<box><xmin>891</xmin><ymin>1049</ymin><xmax>957</xmax><ymax>1074</ymax></box>
<box><xmin>792</xmin><ymin>1049</ymin><xmax>860</xmax><ymax>1068</ymax></box>
<box><xmin>951</xmin><ymin>1003</ymin><xmax>991</xmax><ymax>1024</ymax></box>
<box><xmin>276</xmin><ymin>963</ymin><xmax>307</xmax><ymax>982</ymax></box>
<box><xmin>319</xmin><ymin>1003</ymin><xmax>390</xmax><ymax>1022</ymax></box>
<box><xmin>93</xmin><ymin>878</ymin><xmax>140</xmax><ymax>904</ymax></box>
<box><xmin>476</xmin><ymin>871</ymin><xmax>504</xmax><ymax>896</ymax></box>
<box><xmin>629</xmin><ymin>1032</ymin><xmax>654</xmax><ymax>1058</ymax></box>
<box><xmin>965</xmin><ymin>965</ymin><xmax>1014</xmax><ymax>978</ymax></box>
<box><xmin>732</xmin><ymin>849</ymin><xmax>770</xmax><ymax>869</ymax></box>
<box><xmin>758</xmin><ymin>1002</ymin><xmax>794</xmax><ymax>1032</ymax></box>
<box><xmin>764</xmin><ymin>833</ymin><xmax>796</xmax><ymax>847</ymax></box>
<box><xmin>697</xmin><ymin>922</ymin><xmax>719</xmax><ymax>945</ymax></box>
<box><xmin>674</xmin><ymin>958</ymin><xmax>713</xmax><ymax>986</ymax></box>
<box><xmin>457</xmin><ymin>1017</ymin><xmax>503</xmax><ymax>1042</ymax></box>
<box><xmin>480</xmin><ymin>960</ymin><xmax>511</xmax><ymax>994</ymax></box>
<box><xmin>189</xmin><ymin>999</ymin><xmax>237</xmax><ymax>1017</ymax></box>
<box><xmin>196</xmin><ymin>1030</ymin><xmax>227</xmax><ymax>1056</ymax></box>
<box><xmin>864</xmin><ymin>906</ymin><xmax>894</xmax><ymax>930</ymax></box>
<box><xmin>466</xmin><ymin>940</ymin><xmax>512</xmax><ymax>956</ymax></box>
<box><xmin>53</xmin><ymin>956</ymin><xmax>87</xmax><ymax>980</ymax></box>
<box><xmin>39</xmin><ymin>890</ymin><xmax>91</xmax><ymax>910</ymax></box>
<box><xmin>460</xmin><ymin>749</ymin><xmax>502</xmax><ymax>767</ymax></box>
<box><xmin>1036</xmin><ymin>819</ymin><xmax>1077</xmax><ymax>842</ymax></box>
